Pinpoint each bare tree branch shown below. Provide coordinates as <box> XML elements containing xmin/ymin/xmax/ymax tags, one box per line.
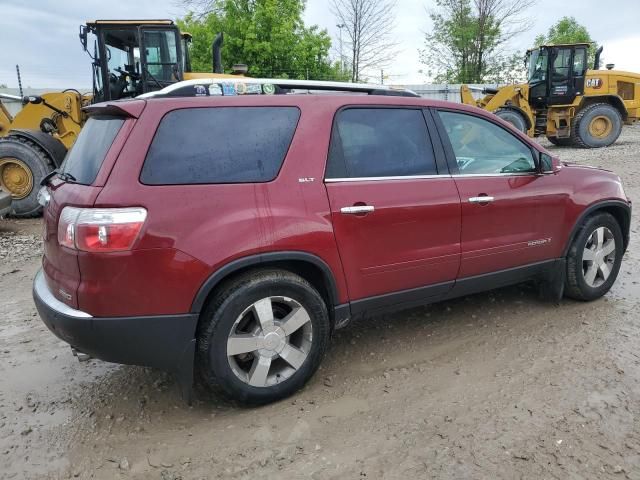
<box><xmin>330</xmin><ymin>0</ymin><xmax>399</xmax><ymax>82</ymax></box>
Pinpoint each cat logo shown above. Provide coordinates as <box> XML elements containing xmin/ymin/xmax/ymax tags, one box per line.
<box><xmin>586</xmin><ymin>78</ymin><xmax>603</xmax><ymax>89</ymax></box>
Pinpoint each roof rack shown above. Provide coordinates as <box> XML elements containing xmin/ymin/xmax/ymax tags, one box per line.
<box><xmin>139</xmin><ymin>78</ymin><xmax>420</xmax><ymax>99</ymax></box>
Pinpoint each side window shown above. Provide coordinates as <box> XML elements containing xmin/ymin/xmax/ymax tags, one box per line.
<box><xmin>140</xmin><ymin>107</ymin><xmax>300</xmax><ymax>185</ymax></box>
<box><xmin>438</xmin><ymin>111</ymin><xmax>536</xmax><ymax>175</ymax></box>
<box><xmin>326</xmin><ymin>108</ymin><xmax>437</xmax><ymax>178</ymax></box>
<box><xmin>552</xmin><ymin>48</ymin><xmax>572</xmax><ymax>83</ymax></box>
<box><xmin>573</xmin><ymin>48</ymin><xmax>587</xmax><ymax>77</ymax></box>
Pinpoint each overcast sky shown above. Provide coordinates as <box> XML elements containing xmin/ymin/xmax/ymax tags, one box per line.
<box><xmin>1</xmin><ymin>0</ymin><xmax>639</xmax><ymax>89</ymax></box>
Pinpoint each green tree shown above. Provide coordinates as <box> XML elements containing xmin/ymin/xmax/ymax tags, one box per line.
<box><xmin>177</xmin><ymin>0</ymin><xmax>350</xmax><ymax>81</ymax></box>
<box><xmin>534</xmin><ymin>17</ymin><xmax>598</xmax><ymax>67</ymax></box>
<box><xmin>421</xmin><ymin>0</ymin><xmax>535</xmax><ymax>84</ymax></box>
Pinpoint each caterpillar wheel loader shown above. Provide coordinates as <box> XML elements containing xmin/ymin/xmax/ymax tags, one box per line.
<box><xmin>0</xmin><ymin>20</ymin><xmax>237</xmax><ymax>217</ymax></box>
<box><xmin>461</xmin><ymin>43</ymin><xmax>640</xmax><ymax>149</ymax></box>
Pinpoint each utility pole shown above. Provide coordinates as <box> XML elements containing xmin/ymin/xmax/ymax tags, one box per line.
<box><xmin>380</xmin><ymin>69</ymin><xmax>384</xmax><ymax>85</ymax></box>
<box><xmin>336</xmin><ymin>24</ymin><xmax>345</xmax><ymax>75</ymax></box>
<box><xmin>16</xmin><ymin>65</ymin><xmax>23</xmax><ymax>97</ymax></box>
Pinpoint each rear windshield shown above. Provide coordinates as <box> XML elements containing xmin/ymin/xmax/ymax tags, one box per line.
<box><xmin>61</xmin><ymin>115</ymin><xmax>124</xmax><ymax>185</ymax></box>
<box><xmin>140</xmin><ymin>107</ymin><xmax>300</xmax><ymax>185</ymax></box>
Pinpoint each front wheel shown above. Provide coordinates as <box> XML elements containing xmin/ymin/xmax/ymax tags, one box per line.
<box><xmin>0</xmin><ymin>136</ymin><xmax>53</xmax><ymax>217</ymax></box>
<box><xmin>565</xmin><ymin>213</ymin><xmax>624</xmax><ymax>301</ymax></box>
<box><xmin>196</xmin><ymin>270</ymin><xmax>330</xmax><ymax>405</ymax></box>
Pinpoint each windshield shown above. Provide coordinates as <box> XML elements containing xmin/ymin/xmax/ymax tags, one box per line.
<box><xmin>528</xmin><ymin>49</ymin><xmax>548</xmax><ymax>82</ymax></box>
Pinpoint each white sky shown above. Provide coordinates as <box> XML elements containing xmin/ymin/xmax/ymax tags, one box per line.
<box><xmin>1</xmin><ymin>0</ymin><xmax>639</xmax><ymax>88</ymax></box>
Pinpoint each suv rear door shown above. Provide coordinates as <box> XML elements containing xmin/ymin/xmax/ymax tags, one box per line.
<box><xmin>324</xmin><ymin>107</ymin><xmax>461</xmax><ymax>311</ymax></box>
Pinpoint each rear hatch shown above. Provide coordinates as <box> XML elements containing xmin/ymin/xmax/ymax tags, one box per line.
<box><xmin>41</xmin><ymin>103</ymin><xmax>141</xmax><ymax>310</ymax></box>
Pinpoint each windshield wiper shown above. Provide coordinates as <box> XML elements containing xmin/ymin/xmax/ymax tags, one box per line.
<box><xmin>58</xmin><ymin>172</ymin><xmax>77</xmax><ymax>183</ymax></box>
<box><xmin>40</xmin><ymin>169</ymin><xmax>59</xmax><ymax>186</ymax></box>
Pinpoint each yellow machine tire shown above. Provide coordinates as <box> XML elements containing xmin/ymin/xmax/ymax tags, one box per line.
<box><xmin>0</xmin><ymin>137</ymin><xmax>54</xmax><ymax>217</ymax></box>
<box><xmin>571</xmin><ymin>103</ymin><xmax>623</xmax><ymax>149</ymax></box>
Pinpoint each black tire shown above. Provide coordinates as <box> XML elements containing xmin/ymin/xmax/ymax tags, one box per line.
<box><xmin>494</xmin><ymin>108</ymin><xmax>528</xmax><ymax>133</ymax></box>
<box><xmin>565</xmin><ymin>213</ymin><xmax>624</xmax><ymax>301</ymax></box>
<box><xmin>571</xmin><ymin>103</ymin><xmax>623</xmax><ymax>148</ymax></box>
<box><xmin>0</xmin><ymin>136</ymin><xmax>53</xmax><ymax>218</ymax></box>
<box><xmin>547</xmin><ymin>136</ymin><xmax>573</xmax><ymax>147</ymax></box>
<box><xmin>196</xmin><ymin>269</ymin><xmax>330</xmax><ymax>405</ymax></box>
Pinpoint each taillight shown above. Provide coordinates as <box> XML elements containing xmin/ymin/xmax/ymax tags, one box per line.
<box><xmin>57</xmin><ymin>207</ymin><xmax>147</xmax><ymax>252</ymax></box>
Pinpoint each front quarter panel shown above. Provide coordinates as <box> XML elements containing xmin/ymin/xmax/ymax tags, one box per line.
<box><xmin>555</xmin><ymin>164</ymin><xmax>630</xmax><ymax>256</ymax></box>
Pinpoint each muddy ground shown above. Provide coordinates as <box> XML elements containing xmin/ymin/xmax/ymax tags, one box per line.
<box><xmin>1</xmin><ymin>128</ymin><xmax>640</xmax><ymax>480</ymax></box>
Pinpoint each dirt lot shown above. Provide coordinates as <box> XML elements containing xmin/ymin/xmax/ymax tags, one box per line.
<box><xmin>1</xmin><ymin>128</ymin><xmax>639</xmax><ymax>480</ymax></box>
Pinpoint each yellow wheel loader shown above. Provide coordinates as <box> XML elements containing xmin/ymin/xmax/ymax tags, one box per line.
<box><xmin>0</xmin><ymin>20</ymin><xmax>238</xmax><ymax>217</ymax></box>
<box><xmin>461</xmin><ymin>43</ymin><xmax>640</xmax><ymax>149</ymax></box>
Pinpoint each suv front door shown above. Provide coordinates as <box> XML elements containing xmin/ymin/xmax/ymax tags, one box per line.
<box><xmin>434</xmin><ymin>109</ymin><xmax>567</xmax><ymax>280</ymax></box>
<box><xmin>324</xmin><ymin>107</ymin><xmax>461</xmax><ymax>312</ymax></box>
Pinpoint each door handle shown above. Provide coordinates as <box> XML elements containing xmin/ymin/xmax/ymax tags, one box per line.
<box><xmin>340</xmin><ymin>205</ymin><xmax>375</xmax><ymax>214</ymax></box>
<box><xmin>468</xmin><ymin>196</ymin><xmax>495</xmax><ymax>204</ymax></box>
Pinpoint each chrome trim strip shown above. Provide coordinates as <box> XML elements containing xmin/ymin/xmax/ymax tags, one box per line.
<box><xmin>452</xmin><ymin>173</ymin><xmax>536</xmax><ymax>178</ymax></box>
<box><xmin>33</xmin><ymin>269</ymin><xmax>92</xmax><ymax>319</ymax></box>
<box><xmin>325</xmin><ymin>174</ymin><xmax>449</xmax><ymax>183</ymax></box>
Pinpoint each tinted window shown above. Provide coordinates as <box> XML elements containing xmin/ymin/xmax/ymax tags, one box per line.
<box><xmin>61</xmin><ymin>116</ymin><xmax>124</xmax><ymax>185</ymax></box>
<box><xmin>326</xmin><ymin>108</ymin><xmax>436</xmax><ymax>178</ymax></box>
<box><xmin>141</xmin><ymin>107</ymin><xmax>300</xmax><ymax>185</ymax></box>
<box><xmin>438</xmin><ymin>111</ymin><xmax>536</xmax><ymax>174</ymax></box>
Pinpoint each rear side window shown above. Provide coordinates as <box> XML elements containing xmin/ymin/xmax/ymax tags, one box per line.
<box><xmin>140</xmin><ymin>107</ymin><xmax>300</xmax><ymax>185</ymax></box>
<box><xmin>61</xmin><ymin>116</ymin><xmax>124</xmax><ymax>185</ymax></box>
<box><xmin>326</xmin><ymin>108</ymin><xmax>437</xmax><ymax>179</ymax></box>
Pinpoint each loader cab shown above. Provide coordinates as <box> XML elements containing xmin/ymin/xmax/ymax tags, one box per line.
<box><xmin>80</xmin><ymin>20</ymin><xmax>184</xmax><ymax>102</ymax></box>
<box><xmin>527</xmin><ymin>43</ymin><xmax>589</xmax><ymax>109</ymax></box>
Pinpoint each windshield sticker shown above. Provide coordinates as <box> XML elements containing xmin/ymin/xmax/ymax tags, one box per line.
<box><xmin>221</xmin><ymin>83</ymin><xmax>237</xmax><ymax>96</ymax></box>
<box><xmin>262</xmin><ymin>83</ymin><xmax>276</xmax><ymax>95</ymax></box>
<box><xmin>208</xmin><ymin>84</ymin><xmax>222</xmax><ymax>96</ymax></box>
<box><xmin>194</xmin><ymin>85</ymin><xmax>207</xmax><ymax>96</ymax></box>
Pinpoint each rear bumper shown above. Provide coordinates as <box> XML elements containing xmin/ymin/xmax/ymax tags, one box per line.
<box><xmin>32</xmin><ymin>269</ymin><xmax>198</xmax><ymax>373</ymax></box>
<box><xmin>0</xmin><ymin>190</ymin><xmax>11</xmax><ymax>217</ymax></box>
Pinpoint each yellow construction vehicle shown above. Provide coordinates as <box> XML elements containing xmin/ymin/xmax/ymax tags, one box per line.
<box><xmin>0</xmin><ymin>20</ymin><xmax>238</xmax><ymax>217</ymax></box>
<box><xmin>461</xmin><ymin>43</ymin><xmax>640</xmax><ymax>148</ymax></box>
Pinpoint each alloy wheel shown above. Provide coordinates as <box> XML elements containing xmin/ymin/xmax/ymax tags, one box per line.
<box><xmin>582</xmin><ymin>226</ymin><xmax>616</xmax><ymax>288</ymax></box>
<box><xmin>226</xmin><ymin>296</ymin><xmax>313</xmax><ymax>387</ymax></box>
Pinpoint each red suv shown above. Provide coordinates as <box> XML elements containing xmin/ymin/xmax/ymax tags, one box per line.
<box><xmin>33</xmin><ymin>79</ymin><xmax>631</xmax><ymax>404</ymax></box>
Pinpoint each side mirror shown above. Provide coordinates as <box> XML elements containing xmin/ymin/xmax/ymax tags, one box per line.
<box><xmin>79</xmin><ymin>25</ymin><xmax>88</xmax><ymax>51</ymax></box>
<box><xmin>539</xmin><ymin>152</ymin><xmax>560</xmax><ymax>174</ymax></box>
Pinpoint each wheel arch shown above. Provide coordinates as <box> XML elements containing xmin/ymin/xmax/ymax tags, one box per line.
<box><xmin>562</xmin><ymin>200</ymin><xmax>631</xmax><ymax>257</ymax></box>
<box><xmin>579</xmin><ymin>95</ymin><xmax>627</xmax><ymax>121</ymax></box>
<box><xmin>7</xmin><ymin>129</ymin><xmax>67</xmax><ymax>168</ymax></box>
<box><xmin>190</xmin><ymin>251</ymin><xmax>343</xmax><ymax>317</ymax></box>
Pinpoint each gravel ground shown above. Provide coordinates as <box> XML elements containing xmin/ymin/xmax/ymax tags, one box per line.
<box><xmin>1</xmin><ymin>127</ymin><xmax>639</xmax><ymax>480</ymax></box>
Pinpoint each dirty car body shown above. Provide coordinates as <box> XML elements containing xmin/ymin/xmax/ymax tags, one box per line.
<box><xmin>32</xmin><ymin>79</ymin><xmax>631</xmax><ymax>404</ymax></box>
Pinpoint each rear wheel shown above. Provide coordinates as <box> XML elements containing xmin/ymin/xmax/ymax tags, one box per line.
<box><xmin>196</xmin><ymin>269</ymin><xmax>330</xmax><ymax>404</ymax></box>
<box><xmin>0</xmin><ymin>137</ymin><xmax>53</xmax><ymax>217</ymax></box>
<box><xmin>571</xmin><ymin>103</ymin><xmax>622</xmax><ymax>148</ymax></box>
<box><xmin>565</xmin><ymin>213</ymin><xmax>623</xmax><ymax>301</ymax></box>
<box><xmin>494</xmin><ymin>108</ymin><xmax>528</xmax><ymax>133</ymax></box>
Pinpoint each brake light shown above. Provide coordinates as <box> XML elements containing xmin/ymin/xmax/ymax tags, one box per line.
<box><xmin>57</xmin><ymin>207</ymin><xmax>147</xmax><ymax>252</ymax></box>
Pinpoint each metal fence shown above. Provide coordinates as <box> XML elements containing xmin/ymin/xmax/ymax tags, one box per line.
<box><xmin>391</xmin><ymin>84</ymin><xmax>501</xmax><ymax>102</ymax></box>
